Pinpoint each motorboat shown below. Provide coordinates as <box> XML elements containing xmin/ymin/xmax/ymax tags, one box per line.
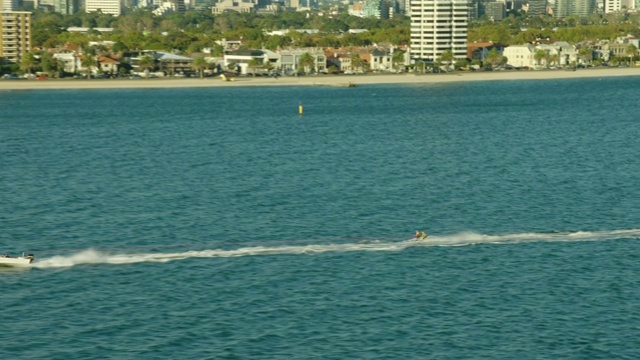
<box><xmin>0</xmin><ymin>253</ymin><xmax>35</xmax><ymax>267</ymax></box>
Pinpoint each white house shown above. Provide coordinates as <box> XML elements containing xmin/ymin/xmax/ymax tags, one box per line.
<box><xmin>52</xmin><ymin>53</ymin><xmax>79</xmax><ymax>73</ymax></box>
<box><xmin>503</xmin><ymin>43</ymin><xmax>535</xmax><ymax>67</ymax></box>
<box><xmin>223</xmin><ymin>49</ymin><xmax>272</xmax><ymax>74</ymax></box>
<box><xmin>504</xmin><ymin>42</ymin><xmax>578</xmax><ymax>68</ymax></box>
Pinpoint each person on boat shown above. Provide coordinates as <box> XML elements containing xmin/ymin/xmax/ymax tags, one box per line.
<box><xmin>414</xmin><ymin>231</ymin><xmax>420</xmax><ymax>239</ymax></box>
<box><xmin>420</xmin><ymin>232</ymin><xmax>428</xmax><ymax>240</ymax></box>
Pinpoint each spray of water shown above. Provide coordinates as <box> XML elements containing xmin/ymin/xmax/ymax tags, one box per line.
<box><xmin>30</xmin><ymin>229</ymin><xmax>640</xmax><ymax>269</ymax></box>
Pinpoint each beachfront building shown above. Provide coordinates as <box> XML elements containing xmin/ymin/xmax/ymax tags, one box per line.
<box><xmin>325</xmin><ymin>47</ymin><xmax>397</xmax><ymax>73</ymax></box>
<box><xmin>53</xmin><ymin>52</ymin><xmax>79</xmax><ymax>73</ymax></box>
<box><xmin>409</xmin><ymin>0</ymin><xmax>468</xmax><ymax>64</ymax></box>
<box><xmin>467</xmin><ymin>41</ymin><xmax>505</xmax><ymax>63</ymax></box>
<box><xmin>0</xmin><ymin>11</ymin><xmax>31</xmax><ymax>64</ymax></box>
<box><xmin>502</xmin><ymin>43</ymin><xmax>535</xmax><ymax>68</ymax></box>
<box><xmin>326</xmin><ymin>52</ymin><xmax>353</xmax><ymax>72</ymax></box>
<box><xmin>155</xmin><ymin>51</ymin><xmax>193</xmax><ymax>75</ymax></box>
<box><xmin>503</xmin><ymin>42</ymin><xmax>578</xmax><ymax>68</ymax></box>
<box><xmin>278</xmin><ymin>48</ymin><xmax>326</xmax><ymax>74</ymax></box>
<box><xmin>223</xmin><ymin>49</ymin><xmax>272</xmax><ymax>75</ymax></box>
<box><xmin>367</xmin><ymin>48</ymin><xmax>394</xmax><ymax>71</ymax></box>
<box><xmin>85</xmin><ymin>0</ymin><xmax>122</xmax><ymax>15</ymax></box>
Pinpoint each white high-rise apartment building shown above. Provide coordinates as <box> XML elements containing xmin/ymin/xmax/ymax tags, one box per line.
<box><xmin>604</xmin><ymin>0</ymin><xmax>621</xmax><ymax>12</ymax></box>
<box><xmin>410</xmin><ymin>0</ymin><xmax>468</xmax><ymax>64</ymax></box>
<box><xmin>85</xmin><ymin>0</ymin><xmax>122</xmax><ymax>15</ymax></box>
<box><xmin>604</xmin><ymin>0</ymin><xmax>634</xmax><ymax>12</ymax></box>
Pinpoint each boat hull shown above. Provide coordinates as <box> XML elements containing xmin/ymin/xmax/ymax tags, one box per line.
<box><xmin>0</xmin><ymin>256</ymin><xmax>34</xmax><ymax>267</ymax></box>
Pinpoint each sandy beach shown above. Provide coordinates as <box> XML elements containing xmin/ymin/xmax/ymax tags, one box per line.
<box><xmin>1</xmin><ymin>67</ymin><xmax>639</xmax><ymax>91</ymax></box>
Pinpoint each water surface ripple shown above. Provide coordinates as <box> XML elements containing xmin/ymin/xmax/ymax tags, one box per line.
<box><xmin>2</xmin><ymin>78</ymin><xmax>640</xmax><ymax>359</ymax></box>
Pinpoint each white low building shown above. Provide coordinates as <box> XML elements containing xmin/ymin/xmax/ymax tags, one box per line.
<box><xmin>503</xmin><ymin>44</ymin><xmax>535</xmax><ymax>67</ymax></box>
<box><xmin>85</xmin><ymin>0</ymin><xmax>121</xmax><ymax>15</ymax></box>
<box><xmin>504</xmin><ymin>42</ymin><xmax>578</xmax><ymax>68</ymax></box>
<box><xmin>52</xmin><ymin>53</ymin><xmax>79</xmax><ymax>73</ymax></box>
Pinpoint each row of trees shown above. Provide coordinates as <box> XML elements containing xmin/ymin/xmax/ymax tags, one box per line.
<box><xmin>31</xmin><ymin>8</ymin><xmax>640</xmax><ymax>56</ymax></box>
<box><xmin>31</xmin><ymin>9</ymin><xmax>410</xmax><ymax>54</ymax></box>
<box><xmin>469</xmin><ymin>11</ymin><xmax>640</xmax><ymax>45</ymax></box>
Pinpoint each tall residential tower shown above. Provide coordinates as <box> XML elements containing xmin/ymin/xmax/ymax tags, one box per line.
<box><xmin>410</xmin><ymin>0</ymin><xmax>468</xmax><ymax>63</ymax></box>
<box><xmin>0</xmin><ymin>10</ymin><xmax>32</xmax><ymax>63</ymax></box>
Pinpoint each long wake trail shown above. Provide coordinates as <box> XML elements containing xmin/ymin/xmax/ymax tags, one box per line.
<box><xmin>31</xmin><ymin>229</ymin><xmax>640</xmax><ymax>269</ymax></box>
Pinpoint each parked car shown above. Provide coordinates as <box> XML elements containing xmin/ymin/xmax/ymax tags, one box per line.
<box><xmin>2</xmin><ymin>74</ymin><xmax>20</xmax><ymax>80</ymax></box>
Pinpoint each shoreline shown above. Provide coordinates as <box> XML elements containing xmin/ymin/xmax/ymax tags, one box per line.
<box><xmin>1</xmin><ymin>67</ymin><xmax>639</xmax><ymax>91</ymax></box>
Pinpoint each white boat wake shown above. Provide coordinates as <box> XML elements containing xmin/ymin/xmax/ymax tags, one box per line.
<box><xmin>31</xmin><ymin>229</ymin><xmax>640</xmax><ymax>269</ymax></box>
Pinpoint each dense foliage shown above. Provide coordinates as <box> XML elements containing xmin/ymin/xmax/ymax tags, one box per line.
<box><xmin>29</xmin><ymin>8</ymin><xmax>640</xmax><ymax>56</ymax></box>
<box><xmin>31</xmin><ymin>9</ymin><xmax>411</xmax><ymax>53</ymax></box>
<box><xmin>468</xmin><ymin>11</ymin><xmax>640</xmax><ymax>45</ymax></box>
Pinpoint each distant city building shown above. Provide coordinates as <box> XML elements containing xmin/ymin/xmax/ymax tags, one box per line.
<box><xmin>553</xmin><ymin>0</ymin><xmax>571</xmax><ymax>17</ymax></box>
<box><xmin>508</xmin><ymin>0</ymin><xmax>527</xmax><ymax>10</ymax></box>
<box><xmin>485</xmin><ymin>1</ymin><xmax>506</xmax><ymax>21</ymax></box>
<box><xmin>527</xmin><ymin>0</ymin><xmax>547</xmax><ymax>15</ymax></box>
<box><xmin>573</xmin><ymin>0</ymin><xmax>597</xmax><ymax>17</ymax></box>
<box><xmin>471</xmin><ymin>0</ymin><xmax>508</xmax><ymax>19</ymax></box>
<box><xmin>350</xmin><ymin>0</ymin><xmax>391</xmax><ymax>18</ymax></box>
<box><xmin>211</xmin><ymin>0</ymin><xmax>257</xmax><ymax>14</ymax></box>
<box><xmin>67</xmin><ymin>26</ymin><xmax>114</xmax><ymax>33</ymax></box>
<box><xmin>0</xmin><ymin>11</ymin><xmax>32</xmax><ymax>64</ymax></box>
<box><xmin>54</xmin><ymin>0</ymin><xmax>80</xmax><ymax>14</ymax></box>
<box><xmin>152</xmin><ymin>0</ymin><xmax>185</xmax><ymax>15</ymax></box>
<box><xmin>603</xmin><ymin>0</ymin><xmax>635</xmax><ymax>12</ymax></box>
<box><xmin>410</xmin><ymin>0</ymin><xmax>468</xmax><ymax>63</ymax></box>
<box><xmin>34</xmin><ymin>0</ymin><xmax>55</xmax><ymax>10</ymax></box>
<box><xmin>85</xmin><ymin>0</ymin><xmax>122</xmax><ymax>15</ymax></box>
<box><xmin>349</xmin><ymin>1</ymin><xmax>365</xmax><ymax>17</ymax></box>
<box><xmin>1</xmin><ymin>0</ymin><xmax>19</xmax><ymax>11</ymax></box>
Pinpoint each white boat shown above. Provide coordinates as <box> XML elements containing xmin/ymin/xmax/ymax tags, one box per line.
<box><xmin>0</xmin><ymin>253</ymin><xmax>35</xmax><ymax>267</ymax></box>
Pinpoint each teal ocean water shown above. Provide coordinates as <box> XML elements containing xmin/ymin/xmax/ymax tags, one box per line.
<box><xmin>2</xmin><ymin>76</ymin><xmax>640</xmax><ymax>359</ymax></box>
